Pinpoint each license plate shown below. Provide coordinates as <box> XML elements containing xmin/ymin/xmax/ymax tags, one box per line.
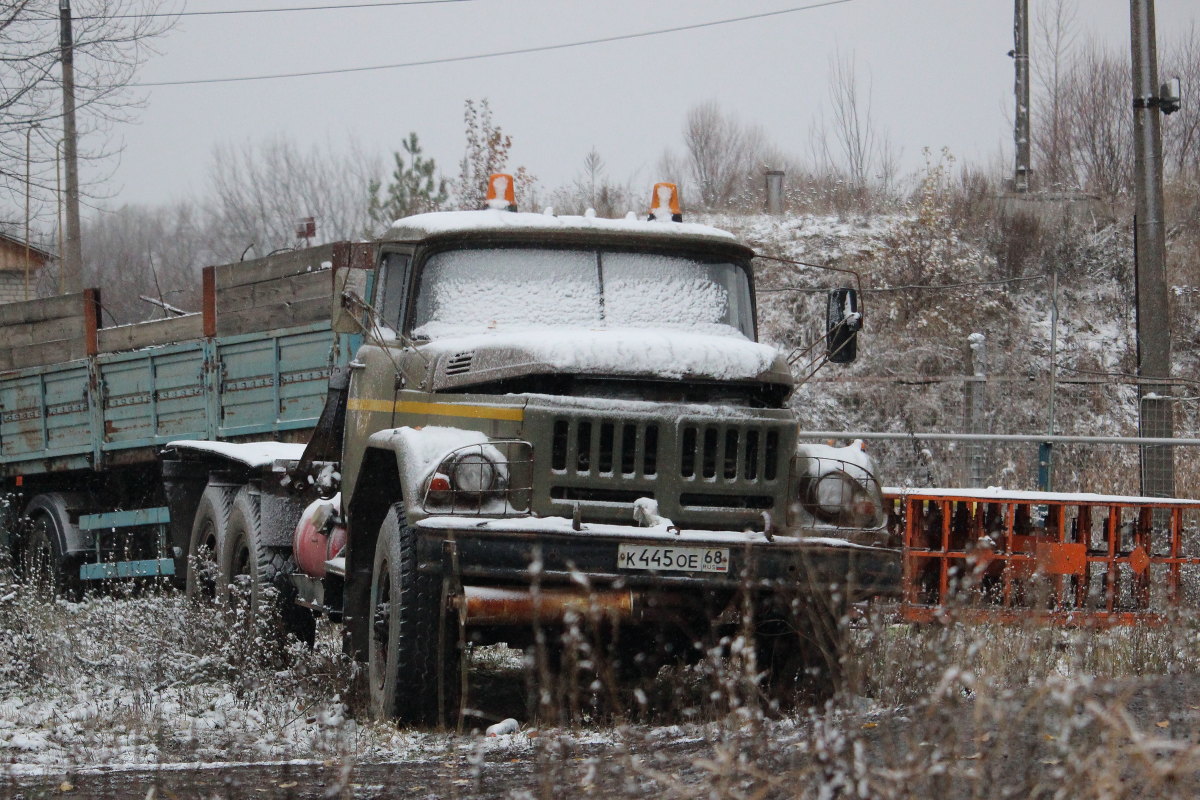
<box><xmin>617</xmin><ymin>544</ymin><xmax>730</xmax><ymax>573</ymax></box>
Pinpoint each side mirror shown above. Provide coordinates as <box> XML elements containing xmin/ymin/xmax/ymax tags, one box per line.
<box><xmin>330</xmin><ymin>242</ymin><xmax>376</xmax><ymax>334</ymax></box>
<box><xmin>826</xmin><ymin>287</ymin><xmax>861</xmax><ymax>363</ymax></box>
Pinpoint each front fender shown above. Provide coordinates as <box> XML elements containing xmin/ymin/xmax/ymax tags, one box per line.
<box><xmin>366</xmin><ymin>425</ymin><xmax>494</xmax><ymax>521</ymax></box>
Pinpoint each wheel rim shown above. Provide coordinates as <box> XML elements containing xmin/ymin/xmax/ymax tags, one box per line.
<box><xmin>371</xmin><ymin>554</ymin><xmax>391</xmax><ymax>693</ymax></box>
<box><xmin>25</xmin><ymin>520</ymin><xmax>55</xmax><ymax>589</ymax></box>
<box><xmin>233</xmin><ymin>539</ymin><xmax>250</xmax><ymax>579</ymax></box>
<box><xmin>193</xmin><ymin>521</ymin><xmax>219</xmax><ymax>599</ymax></box>
<box><xmin>226</xmin><ymin>531</ymin><xmax>253</xmax><ymax>607</ymax></box>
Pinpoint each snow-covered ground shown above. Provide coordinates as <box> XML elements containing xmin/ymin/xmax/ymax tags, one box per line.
<box><xmin>6</xmin><ymin>576</ymin><xmax>1200</xmax><ymax>798</ymax></box>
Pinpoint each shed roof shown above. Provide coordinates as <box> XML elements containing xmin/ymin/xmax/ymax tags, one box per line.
<box><xmin>0</xmin><ymin>232</ymin><xmax>54</xmax><ymax>268</ymax></box>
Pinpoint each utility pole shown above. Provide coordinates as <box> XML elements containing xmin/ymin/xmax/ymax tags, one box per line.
<box><xmin>1039</xmin><ymin>270</ymin><xmax>1059</xmax><ymax>491</ymax></box>
<box><xmin>1129</xmin><ymin>0</ymin><xmax>1175</xmax><ymax>498</ymax></box>
<box><xmin>965</xmin><ymin>333</ymin><xmax>988</xmax><ymax>487</ymax></box>
<box><xmin>1013</xmin><ymin>0</ymin><xmax>1031</xmax><ymax>192</ymax></box>
<box><xmin>59</xmin><ymin>0</ymin><xmax>83</xmax><ymax>294</ymax></box>
<box><xmin>25</xmin><ymin>123</ymin><xmax>40</xmax><ymax>301</ymax></box>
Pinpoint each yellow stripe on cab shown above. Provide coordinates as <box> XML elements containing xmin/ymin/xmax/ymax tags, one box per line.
<box><xmin>347</xmin><ymin>398</ymin><xmax>524</xmax><ymax>422</ymax></box>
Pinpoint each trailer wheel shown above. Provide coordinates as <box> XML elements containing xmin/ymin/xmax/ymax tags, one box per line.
<box><xmin>19</xmin><ymin>494</ymin><xmax>84</xmax><ymax>600</ymax></box>
<box><xmin>368</xmin><ymin>504</ymin><xmax>460</xmax><ymax>727</ymax></box>
<box><xmin>220</xmin><ymin>487</ymin><xmax>316</xmax><ymax>647</ymax></box>
<box><xmin>0</xmin><ymin>496</ymin><xmax>20</xmax><ymax>563</ymax></box>
<box><xmin>23</xmin><ymin>518</ymin><xmax>68</xmax><ymax>596</ymax></box>
<box><xmin>756</xmin><ymin>607</ymin><xmax>846</xmax><ymax>710</ymax></box>
<box><xmin>186</xmin><ymin>484</ymin><xmax>235</xmax><ymax>602</ymax></box>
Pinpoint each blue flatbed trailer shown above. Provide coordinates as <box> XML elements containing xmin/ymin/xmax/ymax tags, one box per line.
<box><xmin>0</xmin><ymin>243</ymin><xmax>359</xmax><ymax>584</ymax></box>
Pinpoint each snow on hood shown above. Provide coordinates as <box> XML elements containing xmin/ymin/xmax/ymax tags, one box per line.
<box><xmin>423</xmin><ymin>327</ymin><xmax>782</xmax><ymax>382</ymax></box>
<box><xmin>389</xmin><ymin>208</ymin><xmax>737</xmax><ymax>242</ymax></box>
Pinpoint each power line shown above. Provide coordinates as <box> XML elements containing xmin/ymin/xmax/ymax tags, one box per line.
<box><xmin>133</xmin><ymin>0</ymin><xmax>854</xmax><ymax>87</ymax></box>
<box><xmin>74</xmin><ymin>0</ymin><xmax>478</xmax><ymax>20</ymax></box>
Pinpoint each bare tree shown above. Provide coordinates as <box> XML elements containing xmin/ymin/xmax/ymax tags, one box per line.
<box><xmin>826</xmin><ymin>54</ymin><xmax>876</xmax><ymax>189</ymax></box>
<box><xmin>808</xmin><ymin>53</ymin><xmax>894</xmax><ymax>211</ymax></box>
<box><xmin>548</xmin><ymin>147</ymin><xmax>634</xmax><ymax>217</ymax></box>
<box><xmin>206</xmin><ymin>136</ymin><xmax>381</xmax><ymax>262</ymax></box>
<box><xmin>1033</xmin><ymin>0</ymin><xmax>1080</xmax><ymax>189</ymax></box>
<box><xmin>75</xmin><ymin>135</ymin><xmax>382</xmax><ymax>319</ymax></box>
<box><xmin>1163</xmin><ymin>24</ymin><xmax>1200</xmax><ymax>181</ymax></box>
<box><xmin>80</xmin><ymin>200</ymin><xmax>205</xmax><ymax>323</ymax></box>
<box><xmin>1061</xmin><ymin>40</ymin><xmax>1132</xmax><ymax>204</ymax></box>
<box><xmin>0</xmin><ymin>0</ymin><xmax>176</xmax><ymax>226</ymax></box>
<box><xmin>580</xmin><ymin>148</ymin><xmax>603</xmax><ymax>210</ymax></box>
<box><xmin>674</xmin><ymin>101</ymin><xmax>765</xmax><ymax>209</ymax></box>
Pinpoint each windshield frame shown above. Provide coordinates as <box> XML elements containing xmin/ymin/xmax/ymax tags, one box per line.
<box><xmin>402</xmin><ymin>240</ymin><xmax>759</xmax><ymax>342</ymax></box>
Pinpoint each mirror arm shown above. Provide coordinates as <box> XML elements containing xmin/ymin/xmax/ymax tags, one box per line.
<box><xmin>340</xmin><ymin>291</ymin><xmax>432</xmax><ymax>389</ymax></box>
<box><xmin>752</xmin><ymin>253</ymin><xmax>866</xmax><ymax>320</ymax></box>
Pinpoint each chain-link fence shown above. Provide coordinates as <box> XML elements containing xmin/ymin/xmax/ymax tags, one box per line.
<box><xmin>792</xmin><ymin>361</ymin><xmax>1200</xmax><ymax>498</ymax></box>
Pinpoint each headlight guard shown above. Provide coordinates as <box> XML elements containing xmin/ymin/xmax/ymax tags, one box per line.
<box><xmin>791</xmin><ymin>455</ymin><xmax>886</xmax><ymax>530</ymax></box>
<box><xmin>422</xmin><ymin>440</ymin><xmax>533</xmax><ymax>515</ymax></box>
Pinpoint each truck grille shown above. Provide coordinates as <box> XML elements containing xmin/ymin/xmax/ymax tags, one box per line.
<box><xmin>679</xmin><ymin>424</ymin><xmax>779</xmax><ymax>482</ymax></box>
<box><xmin>550</xmin><ymin>419</ymin><xmax>659</xmax><ymax>477</ymax></box>
<box><xmin>539</xmin><ymin>412</ymin><xmax>790</xmax><ymax>529</ymax></box>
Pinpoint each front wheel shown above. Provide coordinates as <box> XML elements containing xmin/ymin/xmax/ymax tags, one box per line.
<box><xmin>756</xmin><ymin>605</ymin><xmax>846</xmax><ymax>710</ymax></box>
<box><xmin>368</xmin><ymin>505</ymin><xmax>460</xmax><ymax>727</ymax></box>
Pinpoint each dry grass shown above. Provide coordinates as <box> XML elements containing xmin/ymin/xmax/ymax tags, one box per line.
<box><xmin>2</xmin><ymin>566</ymin><xmax>1200</xmax><ymax>798</ymax></box>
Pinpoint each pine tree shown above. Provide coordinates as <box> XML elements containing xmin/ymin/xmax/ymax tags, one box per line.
<box><xmin>367</xmin><ymin>132</ymin><xmax>448</xmax><ymax>230</ymax></box>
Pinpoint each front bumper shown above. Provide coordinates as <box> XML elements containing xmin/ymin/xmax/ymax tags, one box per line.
<box><xmin>414</xmin><ymin>516</ymin><xmax>900</xmax><ymax>600</ymax></box>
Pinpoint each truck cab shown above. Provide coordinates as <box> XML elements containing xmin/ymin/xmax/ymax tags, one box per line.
<box><xmin>307</xmin><ymin>183</ymin><xmax>896</xmax><ymax>723</ymax></box>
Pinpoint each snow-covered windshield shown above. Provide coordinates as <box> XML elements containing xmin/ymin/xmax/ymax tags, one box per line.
<box><xmin>410</xmin><ymin>247</ymin><xmax>754</xmax><ymax>340</ymax></box>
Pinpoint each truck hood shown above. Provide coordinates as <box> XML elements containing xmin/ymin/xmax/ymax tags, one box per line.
<box><xmin>416</xmin><ymin>328</ymin><xmax>792</xmax><ymax>390</ymax></box>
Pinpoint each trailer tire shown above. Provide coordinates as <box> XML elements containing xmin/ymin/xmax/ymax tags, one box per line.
<box><xmin>368</xmin><ymin>505</ymin><xmax>460</xmax><ymax>727</ymax></box>
<box><xmin>186</xmin><ymin>484</ymin><xmax>235</xmax><ymax>602</ymax></box>
<box><xmin>220</xmin><ymin>487</ymin><xmax>316</xmax><ymax>647</ymax></box>
<box><xmin>0</xmin><ymin>496</ymin><xmax>20</xmax><ymax>561</ymax></box>
<box><xmin>20</xmin><ymin>493</ymin><xmax>84</xmax><ymax>600</ymax></box>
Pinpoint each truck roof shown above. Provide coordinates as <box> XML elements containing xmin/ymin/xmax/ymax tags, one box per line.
<box><xmin>383</xmin><ymin>209</ymin><xmax>745</xmax><ymax>251</ymax></box>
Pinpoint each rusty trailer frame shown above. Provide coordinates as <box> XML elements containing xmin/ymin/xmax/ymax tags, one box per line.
<box><xmin>888</xmin><ymin>487</ymin><xmax>1200</xmax><ymax>625</ymax></box>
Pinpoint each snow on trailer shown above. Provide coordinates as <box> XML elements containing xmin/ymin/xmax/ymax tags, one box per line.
<box><xmin>887</xmin><ymin>487</ymin><xmax>1200</xmax><ymax>625</ymax></box>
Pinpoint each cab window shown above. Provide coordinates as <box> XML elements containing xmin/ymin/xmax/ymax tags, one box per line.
<box><xmin>375</xmin><ymin>253</ymin><xmax>412</xmax><ymax>332</ymax></box>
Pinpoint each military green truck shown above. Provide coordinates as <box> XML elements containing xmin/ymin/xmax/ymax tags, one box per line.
<box><xmin>0</xmin><ymin>181</ymin><xmax>897</xmax><ymax>725</ymax></box>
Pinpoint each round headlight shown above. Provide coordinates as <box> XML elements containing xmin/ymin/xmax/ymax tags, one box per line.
<box><xmin>810</xmin><ymin>472</ymin><xmax>858</xmax><ymax>521</ymax></box>
<box><xmin>804</xmin><ymin>469</ymin><xmax>884</xmax><ymax>528</ymax></box>
<box><xmin>450</xmin><ymin>452</ymin><xmax>498</xmax><ymax>495</ymax></box>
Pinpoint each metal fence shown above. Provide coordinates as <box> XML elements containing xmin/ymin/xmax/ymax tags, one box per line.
<box><xmin>797</xmin><ymin>431</ymin><xmax>1200</xmax><ymax>499</ymax></box>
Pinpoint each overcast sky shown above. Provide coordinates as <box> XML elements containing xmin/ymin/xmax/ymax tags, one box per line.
<box><xmin>100</xmin><ymin>0</ymin><xmax>1199</xmax><ymax>211</ymax></box>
